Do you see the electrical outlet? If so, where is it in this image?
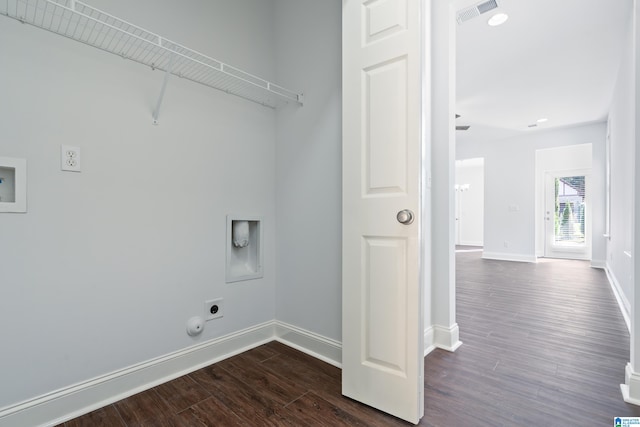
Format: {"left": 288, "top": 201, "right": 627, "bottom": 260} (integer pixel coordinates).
{"left": 205, "top": 298, "right": 224, "bottom": 321}
{"left": 61, "top": 145, "right": 81, "bottom": 172}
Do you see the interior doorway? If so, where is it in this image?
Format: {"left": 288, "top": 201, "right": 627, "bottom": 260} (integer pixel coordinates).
{"left": 455, "top": 158, "right": 484, "bottom": 248}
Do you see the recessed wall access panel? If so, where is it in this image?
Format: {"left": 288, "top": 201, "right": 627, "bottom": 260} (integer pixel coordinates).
{"left": 226, "top": 215, "right": 263, "bottom": 283}
{"left": 0, "top": 157, "right": 26, "bottom": 213}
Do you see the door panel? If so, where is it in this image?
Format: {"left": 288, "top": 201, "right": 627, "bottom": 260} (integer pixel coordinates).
{"left": 342, "top": 0, "right": 423, "bottom": 423}
{"left": 364, "top": 0, "right": 408, "bottom": 44}
{"left": 363, "top": 236, "right": 408, "bottom": 373}
{"left": 364, "top": 57, "right": 408, "bottom": 195}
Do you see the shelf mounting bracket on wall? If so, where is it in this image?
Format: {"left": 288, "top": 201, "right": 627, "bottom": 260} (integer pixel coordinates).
{"left": 152, "top": 50, "right": 176, "bottom": 125}
{"left": 1, "top": 0, "right": 304, "bottom": 116}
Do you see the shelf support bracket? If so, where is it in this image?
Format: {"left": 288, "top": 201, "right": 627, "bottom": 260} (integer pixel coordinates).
{"left": 152, "top": 52, "right": 176, "bottom": 125}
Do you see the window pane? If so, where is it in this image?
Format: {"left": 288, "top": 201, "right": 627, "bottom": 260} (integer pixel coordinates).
{"left": 554, "top": 176, "right": 586, "bottom": 247}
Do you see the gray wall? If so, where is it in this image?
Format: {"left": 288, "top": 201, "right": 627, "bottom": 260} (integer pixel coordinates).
{"left": 0, "top": 0, "right": 278, "bottom": 409}
{"left": 274, "top": 0, "right": 343, "bottom": 341}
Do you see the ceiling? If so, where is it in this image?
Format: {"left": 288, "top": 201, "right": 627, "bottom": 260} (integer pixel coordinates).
{"left": 455, "top": 0, "right": 633, "bottom": 144}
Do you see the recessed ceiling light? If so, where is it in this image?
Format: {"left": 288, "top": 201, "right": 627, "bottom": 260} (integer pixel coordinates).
{"left": 537, "top": 118, "right": 548, "bottom": 123}
{"left": 488, "top": 13, "right": 508, "bottom": 26}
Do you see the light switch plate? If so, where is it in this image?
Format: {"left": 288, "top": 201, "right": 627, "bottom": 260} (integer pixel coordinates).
{"left": 61, "top": 145, "right": 81, "bottom": 172}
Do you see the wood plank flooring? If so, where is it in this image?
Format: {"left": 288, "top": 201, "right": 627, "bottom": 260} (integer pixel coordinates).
{"left": 427, "top": 252, "right": 640, "bottom": 426}
{"left": 60, "top": 252, "right": 640, "bottom": 426}
{"left": 59, "top": 341, "right": 405, "bottom": 427}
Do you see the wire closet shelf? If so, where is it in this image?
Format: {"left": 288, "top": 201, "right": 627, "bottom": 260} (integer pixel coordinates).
{"left": 1, "top": 0, "right": 303, "bottom": 109}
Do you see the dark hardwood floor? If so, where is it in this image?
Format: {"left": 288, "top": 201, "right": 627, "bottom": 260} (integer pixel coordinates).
{"left": 60, "top": 252, "right": 640, "bottom": 426}
{"left": 428, "top": 252, "right": 640, "bottom": 426}
{"left": 58, "top": 341, "right": 406, "bottom": 427}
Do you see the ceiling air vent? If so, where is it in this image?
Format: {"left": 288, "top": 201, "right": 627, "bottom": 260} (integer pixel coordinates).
{"left": 457, "top": 0, "right": 499, "bottom": 25}
{"left": 477, "top": 0, "right": 499, "bottom": 14}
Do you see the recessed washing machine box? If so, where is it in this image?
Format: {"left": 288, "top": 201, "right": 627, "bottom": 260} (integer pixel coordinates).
{"left": 226, "top": 215, "right": 263, "bottom": 283}
{"left": 0, "top": 157, "right": 27, "bottom": 213}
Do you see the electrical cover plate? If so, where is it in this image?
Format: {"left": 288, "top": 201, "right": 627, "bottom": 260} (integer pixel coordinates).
{"left": 205, "top": 298, "right": 224, "bottom": 321}
{"left": 61, "top": 145, "right": 81, "bottom": 172}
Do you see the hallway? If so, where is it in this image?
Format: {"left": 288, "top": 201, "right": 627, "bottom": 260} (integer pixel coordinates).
{"left": 424, "top": 252, "right": 640, "bottom": 425}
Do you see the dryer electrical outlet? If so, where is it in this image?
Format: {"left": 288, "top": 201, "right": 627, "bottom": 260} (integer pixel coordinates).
{"left": 205, "top": 298, "right": 224, "bottom": 321}
{"left": 61, "top": 145, "right": 81, "bottom": 172}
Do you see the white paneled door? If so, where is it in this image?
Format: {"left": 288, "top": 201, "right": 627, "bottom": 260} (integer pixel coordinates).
{"left": 342, "top": 0, "right": 423, "bottom": 424}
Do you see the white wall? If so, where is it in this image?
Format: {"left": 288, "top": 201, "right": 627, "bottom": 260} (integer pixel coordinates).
{"left": 0, "top": 0, "right": 278, "bottom": 410}
{"left": 457, "top": 122, "right": 606, "bottom": 262}
{"left": 607, "top": 8, "right": 635, "bottom": 317}
{"left": 455, "top": 159, "right": 484, "bottom": 246}
{"left": 274, "top": 0, "right": 342, "bottom": 342}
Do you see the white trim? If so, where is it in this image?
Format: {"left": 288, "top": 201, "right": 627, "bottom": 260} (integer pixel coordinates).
{"left": 481, "top": 252, "right": 538, "bottom": 263}
{"left": 0, "top": 321, "right": 313, "bottom": 427}
{"left": 274, "top": 321, "right": 342, "bottom": 368}
{"left": 459, "top": 240, "right": 483, "bottom": 247}
{"left": 605, "top": 264, "right": 631, "bottom": 332}
{"left": 433, "top": 324, "right": 462, "bottom": 352}
{"left": 424, "top": 326, "right": 435, "bottom": 356}
{"left": 455, "top": 248, "right": 483, "bottom": 253}
{"left": 590, "top": 259, "right": 606, "bottom": 269}
{"left": 621, "top": 363, "right": 640, "bottom": 405}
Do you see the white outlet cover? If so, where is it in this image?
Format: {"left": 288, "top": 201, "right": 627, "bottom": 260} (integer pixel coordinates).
{"left": 61, "top": 145, "right": 81, "bottom": 172}
{"left": 205, "top": 298, "right": 224, "bottom": 321}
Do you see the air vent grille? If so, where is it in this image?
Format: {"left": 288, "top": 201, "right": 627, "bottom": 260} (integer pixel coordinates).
{"left": 477, "top": 0, "right": 499, "bottom": 14}
{"left": 457, "top": 0, "right": 500, "bottom": 25}
{"left": 457, "top": 8, "right": 480, "bottom": 24}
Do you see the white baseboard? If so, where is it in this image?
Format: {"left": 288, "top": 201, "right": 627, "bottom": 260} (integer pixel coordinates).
{"left": 605, "top": 264, "right": 631, "bottom": 333}
{"left": 459, "top": 240, "right": 483, "bottom": 247}
{"left": 0, "top": 321, "right": 343, "bottom": 427}
{"left": 433, "top": 324, "right": 462, "bottom": 352}
{"left": 424, "top": 326, "right": 435, "bottom": 356}
{"left": 274, "top": 321, "right": 342, "bottom": 368}
{"left": 621, "top": 363, "right": 640, "bottom": 406}
{"left": 590, "top": 259, "right": 606, "bottom": 269}
{"left": 482, "top": 251, "right": 537, "bottom": 263}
